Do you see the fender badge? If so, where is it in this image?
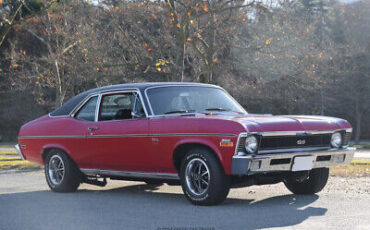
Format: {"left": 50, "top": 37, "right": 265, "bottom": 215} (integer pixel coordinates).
{"left": 220, "top": 139, "right": 233, "bottom": 147}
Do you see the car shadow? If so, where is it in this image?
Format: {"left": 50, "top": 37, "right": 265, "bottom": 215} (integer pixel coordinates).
{"left": 0, "top": 183, "right": 327, "bottom": 230}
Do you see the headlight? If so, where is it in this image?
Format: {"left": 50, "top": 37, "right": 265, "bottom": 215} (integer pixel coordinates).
{"left": 245, "top": 135, "right": 258, "bottom": 153}
{"left": 331, "top": 132, "right": 342, "bottom": 148}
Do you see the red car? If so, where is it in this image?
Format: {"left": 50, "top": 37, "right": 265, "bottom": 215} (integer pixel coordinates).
{"left": 16, "top": 82, "right": 355, "bottom": 205}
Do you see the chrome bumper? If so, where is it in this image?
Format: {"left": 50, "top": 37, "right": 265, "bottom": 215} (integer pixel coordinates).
{"left": 232, "top": 147, "right": 356, "bottom": 175}
{"left": 14, "top": 144, "right": 25, "bottom": 160}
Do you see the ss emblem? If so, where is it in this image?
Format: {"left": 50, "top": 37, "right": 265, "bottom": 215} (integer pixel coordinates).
{"left": 297, "top": 139, "right": 306, "bottom": 145}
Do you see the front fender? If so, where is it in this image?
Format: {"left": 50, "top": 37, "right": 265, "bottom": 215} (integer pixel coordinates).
{"left": 172, "top": 137, "right": 239, "bottom": 174}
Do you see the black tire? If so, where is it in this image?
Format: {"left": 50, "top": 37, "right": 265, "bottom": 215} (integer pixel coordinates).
{"left": 180, "top": 147, "right": 230, "bottom": 206}
{"left": 44, "top": 149, "right": 81, "bottom": 192}
{"left": 284, "top": 168, "right": 329, "bottom": 194}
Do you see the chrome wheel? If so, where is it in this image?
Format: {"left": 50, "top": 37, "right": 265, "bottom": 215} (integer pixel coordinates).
{"left": 185, "top": 158, "right": 210, "bottom": 196}
{"left": 48, "top": 155, "right": 65, "bottom": 185}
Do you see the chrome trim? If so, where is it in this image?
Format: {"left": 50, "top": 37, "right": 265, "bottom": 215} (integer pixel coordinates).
{"left": 258, "top": 147, "right": 330, "bottom": 154}
{"left": 185, "top": 158, "right": 210, "bottom": 196}
{"left": 88, "top": 133, "right": 237, "bottom": 138}
{"left": 262, "top": 131, "right": 306, "bottom": 136}
{"left": 95, "top": 94, "right": 102, "bottom": 122}
{"left": 48, "top": 114, "right": 70, "bottom": 118}
{"left": 144, "top": 84, "right": 248, "bottom": 117}
{"left": 50, "top": 87, "right": 148, "bottom": 119}
{"left": 262, "top": 130, "right": 332, "bottom": 136}
{"left": 71, "top": 94, "right": 100, "bottom": 118}
{"left": 18, "top": 133, "right": 237, "bottom": 139}
{"left": 48, "top": 154, "right": 65, "bottom": 185}
{"left": 232, "top": 155, "right": 253, "bottom": 160}
{"left": 344, "top": 128, "right": 353, "bottom": 133}
{"left": 234, "top": 129, "right": 352, "bottom": 155}
{"left": 14, "top": 144, "right": 25, "bottom": 160}
{"left": 233, "top": 147, "right": 356, "bottom": 174}
{"left": 256, "top": 129, "right": 352, "bottom": 137}
{"left": 234, "top": 133, "right": 249, "bottom": 155}
{"left": 71, "top": 89, "right": 149, "bottom": 120}
{"left": 18, "top": 135, "right": 84, "bottom": 139}
{"left": 99, "top": 89, "right": 149, "bottom": 119}
{"left": 80, "top": 169, "right": 179, "bottom": 180}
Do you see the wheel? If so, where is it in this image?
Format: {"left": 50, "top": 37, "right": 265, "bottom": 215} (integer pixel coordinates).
{"left": 45, "top": 149, "right": 81, "bottom": 192}
{"left": 284, "top": 168, "right": 329, "bottom": 194}
{"left": 180, "top": 147, "right": 230, "bottom": 206}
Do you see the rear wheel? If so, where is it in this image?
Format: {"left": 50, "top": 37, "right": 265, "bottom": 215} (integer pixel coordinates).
{"left": 284, "top": 168, "right": 329, "bottom": 194}
{"left": 180, "top": 148, "right": 230, "bottom": 206}
{"left": 45, "top": 149, "right": 81, "bottom": 192}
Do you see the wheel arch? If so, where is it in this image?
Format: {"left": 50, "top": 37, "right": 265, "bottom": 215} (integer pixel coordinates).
{"left": 41, "top": 144, "right": 73, "bottom": 163}
{"left": 172, "top": 139, "right": 224, "bottom": 173}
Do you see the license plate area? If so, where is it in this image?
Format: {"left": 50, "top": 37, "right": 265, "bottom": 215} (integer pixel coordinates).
{"left": 291, "top": 156, "right": 315, "bottom": 171}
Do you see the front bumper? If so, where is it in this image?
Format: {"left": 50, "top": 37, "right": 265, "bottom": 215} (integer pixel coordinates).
{"left": 14, "top": 144, "right": 26, "bottom": 160}
{"left": 232, "top": 147, "right": 356, "bottom": 175}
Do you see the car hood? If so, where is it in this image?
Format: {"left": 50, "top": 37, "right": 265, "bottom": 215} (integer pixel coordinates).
{"left": 199, "top": 113, "right": 351, "bottom": 133}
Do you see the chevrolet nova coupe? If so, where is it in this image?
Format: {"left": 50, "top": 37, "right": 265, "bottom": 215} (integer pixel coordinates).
{"left": 16, "top": 82, "right": 355, "bottom": 205}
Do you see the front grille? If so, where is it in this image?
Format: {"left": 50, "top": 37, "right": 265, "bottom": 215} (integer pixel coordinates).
{"left": 236, "top": 131, "right": 352, "bottom": 155}
{"left": 259, "top": 134, "right": 331, "bottom": 150}
{"left": 270, "top": 158, "right": 291, "bottom": 165}
{"left": 317, "top": 155, "right": 331, "bottom": 162}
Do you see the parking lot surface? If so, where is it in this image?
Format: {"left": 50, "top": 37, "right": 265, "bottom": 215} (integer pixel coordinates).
{"left": 0, "top": 170, "right": 369, "bottom": 230}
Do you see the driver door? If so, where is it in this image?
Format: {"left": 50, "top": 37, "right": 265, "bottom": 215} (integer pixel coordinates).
{"left": 86, "top": 91, "right": 152, "bottom": 172}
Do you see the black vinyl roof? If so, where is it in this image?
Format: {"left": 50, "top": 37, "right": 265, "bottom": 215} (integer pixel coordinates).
{"left": 50, "top": 82, "right": 216, "bottom": 116}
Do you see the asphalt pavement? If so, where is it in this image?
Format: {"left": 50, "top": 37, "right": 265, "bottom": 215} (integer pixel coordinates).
{"left": 0, "top": 170, "right": 369, "bottom": 230}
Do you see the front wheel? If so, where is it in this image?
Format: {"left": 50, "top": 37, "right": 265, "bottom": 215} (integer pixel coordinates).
{"left": 284, "top": 168, "right": 329, "bottom": 194}
{"left": 45, "top": 149, "right": 81, "bottom": 192}
{"left": 180, "top": 148, "right": 230, "bottom": 206}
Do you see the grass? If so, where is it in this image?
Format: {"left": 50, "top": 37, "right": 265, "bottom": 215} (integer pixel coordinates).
{"left": 0, "top": 160, "right": 41, "bottom": 170}
{"left": 0, "top": 156, "right": 21, "bottom": 160}
{"left": 0, "top": 151, "right": 18, "bottom": 156}
{"left": 351, "top": 144, "right": 370, "bottom": 150}
{"left": 330, "top": 164, "right": 370, "bottom": 177}
{"left": 0, "top": 147, "right": 42, "bottom": 170}
{"left": 351, "top": 160, "right": 370, "bottom": 165}
{"left": 0, "top": 148, "right": 41, "bottom": 170}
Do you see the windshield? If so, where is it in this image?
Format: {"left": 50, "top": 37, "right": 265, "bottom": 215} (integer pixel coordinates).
{"left": 146, "top": 86, "right": 247, "bottom": 115}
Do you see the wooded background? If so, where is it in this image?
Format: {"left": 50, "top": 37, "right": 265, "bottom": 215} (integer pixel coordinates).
{"left": 0, "top": 0, "right": 369, "bottom": 142}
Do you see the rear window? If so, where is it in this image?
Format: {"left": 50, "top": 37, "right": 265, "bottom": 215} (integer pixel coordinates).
{"left": 50, "top": 93, "right": 88, "bottom": 116}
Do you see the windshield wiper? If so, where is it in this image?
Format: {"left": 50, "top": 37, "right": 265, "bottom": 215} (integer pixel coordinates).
{"left": 164, "top": 109, "right": 195, "bottom": 114}
{"left": 205, "top": 108, "right": 231, "bottom": 112}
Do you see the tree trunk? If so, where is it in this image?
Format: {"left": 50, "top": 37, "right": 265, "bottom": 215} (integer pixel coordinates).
{"left": 54, "top": 59, "right": 64, "bottom": 107}
{"left": 320, "top": 87, "right": 325, "bottom": 115}
{"left": 168, "top": 0, "right": 185, "bottom": 82}
{"left": 354, "top": 99, "right": 362, "bottom": 144}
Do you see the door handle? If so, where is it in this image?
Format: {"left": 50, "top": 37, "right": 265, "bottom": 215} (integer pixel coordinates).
{"left": 88, "top": 127, "right": 99, "bottom": 131}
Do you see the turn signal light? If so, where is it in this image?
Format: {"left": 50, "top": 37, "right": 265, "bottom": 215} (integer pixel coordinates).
{"left": 220, "top": 139, "right": 233, "bottom": 147}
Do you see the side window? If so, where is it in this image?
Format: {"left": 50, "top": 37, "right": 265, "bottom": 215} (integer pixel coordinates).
{"left": 99, "top": 92, "right": 145, "bottom": 121}
{"left": 75, "top": 96, "right": 98, "bottom": 121}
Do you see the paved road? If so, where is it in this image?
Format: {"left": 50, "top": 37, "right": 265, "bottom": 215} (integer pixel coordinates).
{"left": 0, "top": 170, "right": 369, "bottom": 230}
